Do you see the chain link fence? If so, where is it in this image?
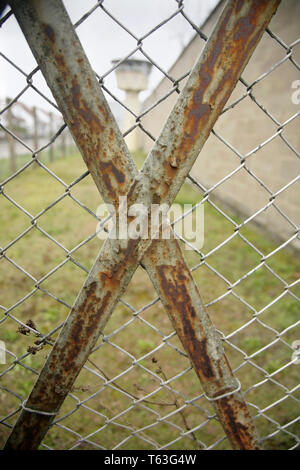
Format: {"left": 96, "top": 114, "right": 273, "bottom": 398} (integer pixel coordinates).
{"left": 0, "top": 0, "right": 299, "bottom": 450}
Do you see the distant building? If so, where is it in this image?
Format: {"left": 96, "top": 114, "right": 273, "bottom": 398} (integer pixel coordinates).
{"left": 140, "top": 0, "right": 300, "bottom": 251}
{"left": 112, "top": 58, "right": 152, "bottom": 152}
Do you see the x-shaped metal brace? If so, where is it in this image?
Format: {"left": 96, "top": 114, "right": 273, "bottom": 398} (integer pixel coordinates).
{"left": 4, "top": 0, "right": 280, "bottom": 450}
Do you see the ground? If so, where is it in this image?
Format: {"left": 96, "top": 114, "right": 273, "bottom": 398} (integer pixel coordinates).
{"left": 0, "top": 149, "right": 299, "bottom": 450}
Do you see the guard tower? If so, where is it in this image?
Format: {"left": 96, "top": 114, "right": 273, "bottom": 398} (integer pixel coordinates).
{"left": 112, "top": 59, "right": 152, "bottom": 152}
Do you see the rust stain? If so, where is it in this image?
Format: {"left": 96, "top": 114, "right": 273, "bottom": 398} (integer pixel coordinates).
{"left": 63, "top": 282, "right": 103, "bottom": 369}
{"left": 42, "top": 23, "right": 55, "bottom": 43}
{"left": 235, "top": 0, "right": 244, "bottom": 14}
{"left": 166, "top": 0, "right": 279, "bottom": 170}
{"left": 71, "top": 80, "right": 104, "bottom": 132}
{"left": 180, "top": 6, "right": 231, "bottom": 151}
{"left": 98, "top": 272, "right": 119, "bottom": 291}
{"left": 55, "top": 53, "right": 66, "bottom": 68}
{"left": 97, "top": 104, "right": 110, "bottom": 123}
{"left": 109, "top": 128, "right": 114, "bottom": 142}
{"left": 234, "top": 15, "right": 254, "bottom": 41}
{"left": 157, "top": 261, "right": 215, "bottom": 380}
{"left": 218, "top": 397, "right": 260, "bottom": 450}
{"left": 99, "top": 160, "right": 125, "bottom": 185}
{"left": 97, "top": 160, "right": 126, "bottom": 203}
{"left": 126, "top": 178, "right": 138, "bottom": 203}
{"left": 12, "top": 414, "right": 51, "bottom": 450}
{"left": 121, "top": 238, "right": 138, "bottom": 266}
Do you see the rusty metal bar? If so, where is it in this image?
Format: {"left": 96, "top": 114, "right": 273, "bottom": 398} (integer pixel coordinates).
{"left": 5, "top": 0, "right": 280, "bottom": 450}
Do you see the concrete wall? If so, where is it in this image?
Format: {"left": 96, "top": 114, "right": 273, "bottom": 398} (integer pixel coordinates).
{"left": 141, "top": 0, "right": 300, "bottom": 251}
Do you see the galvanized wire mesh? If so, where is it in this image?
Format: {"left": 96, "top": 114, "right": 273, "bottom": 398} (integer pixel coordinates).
{"left": 0, "top": 0, "right": 299, "bottom": 450}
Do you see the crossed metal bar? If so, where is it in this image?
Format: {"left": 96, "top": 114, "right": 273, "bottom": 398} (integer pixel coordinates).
{"left": 4, "top": 0, "right": 280, "bottom": 450}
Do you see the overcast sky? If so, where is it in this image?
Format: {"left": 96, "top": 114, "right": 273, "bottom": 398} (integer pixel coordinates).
{"left": 0, "top": 0, "right": 219, "bottom": 118}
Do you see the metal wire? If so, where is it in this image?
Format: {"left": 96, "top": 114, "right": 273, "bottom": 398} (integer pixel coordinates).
{"left": 0, "top": 0, "right": 299, "bottom": 451}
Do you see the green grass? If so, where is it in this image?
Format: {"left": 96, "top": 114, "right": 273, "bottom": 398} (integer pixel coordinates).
{"left": 0, "top": 144, "right": 74, "bottom": 181}
{"left": 0, "top": 150, "right": 299, "bottom": 450}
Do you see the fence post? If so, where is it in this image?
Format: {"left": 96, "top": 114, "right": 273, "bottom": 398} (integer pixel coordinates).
{"left": 32, "top": 105, "right": 38, "bottom": 152}
{"left": 48, "top": 111, "right": 54, "bottom": 162}
{"left": 5, "top": 97, "right": 16, "bottom": 175}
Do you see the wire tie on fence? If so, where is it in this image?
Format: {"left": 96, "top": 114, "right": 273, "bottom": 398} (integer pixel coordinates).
{"left": 21, "top": 401, "right": 58, "bottom": 416}
{"left": 204, "top": 379, "right": 241, "bottom": 402}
